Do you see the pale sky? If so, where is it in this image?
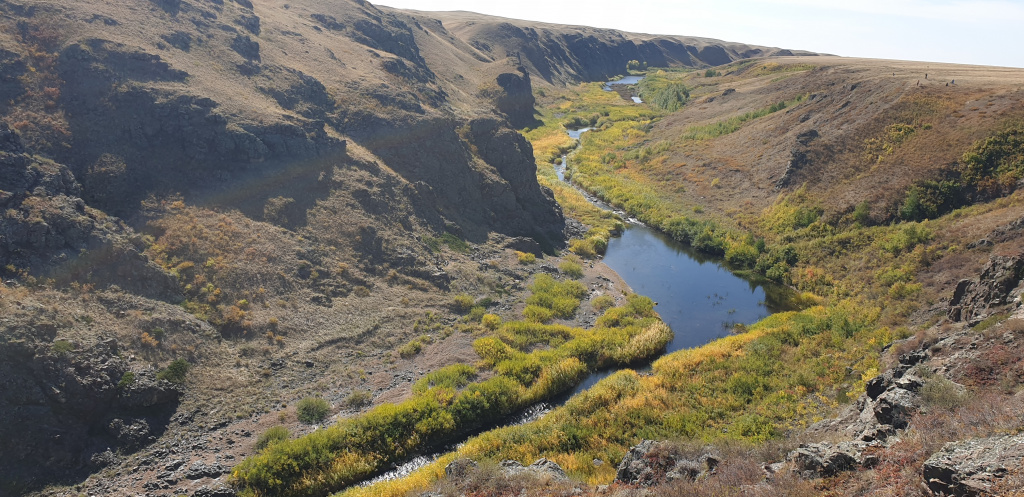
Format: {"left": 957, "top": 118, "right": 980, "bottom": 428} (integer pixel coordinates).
{"left": 379, "top": 0, "right": 1024, "bottom": 68}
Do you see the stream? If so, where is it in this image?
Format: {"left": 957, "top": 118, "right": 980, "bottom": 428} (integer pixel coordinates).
{"left": 553, "top": 125, "right": 791, "bottom": 399}
{"left": 362, "top": 81, "right": 791, "bottom": 486}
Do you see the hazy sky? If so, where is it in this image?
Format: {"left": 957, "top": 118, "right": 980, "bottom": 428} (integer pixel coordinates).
{"left": 379, "top": 0, "right": 1024, "bottom": 68}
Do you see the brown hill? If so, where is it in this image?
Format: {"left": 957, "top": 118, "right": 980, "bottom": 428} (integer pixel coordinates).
{"left": 636, "top": 56, "right": 1024, "bottom": 223}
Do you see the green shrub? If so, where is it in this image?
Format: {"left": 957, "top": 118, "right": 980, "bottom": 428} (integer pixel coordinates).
{"left": 481, "top": 314, "right": 502, "bottom": 330}
{"left": 413, "top": 364, "right": 477, "bottom": 394}
{"left": 466, "top": 306, "right": 486, "bottom": 323}
{"left": 296, "top": 396, "right": 331, "bottom": 424}
{"left": 853, "top": 201, "right": 872, "bottom": 225}
{"left": 725, "top": 243, "right": 759, "bottom": 269}
{"left": 425, "top": 233, "right": 470, "bottom": 253}
{"left": 451, "top": 294, "right": 475, "bottom": 313}
{"left": 591, "top": 294, "right": 615, "bottom": 312}
{"left": 255, "top": 426, "right": 289, "bottom": 450}
{"left": 515, "top": 251, "right": 536, "bottom": 264}
{"left": 959, "top": 125, "right": 1024, "bottom": 189}
{"left": 117, "top": 372, "right": 136, "bottom": 390}
{"left": 559, "top": 261, "right": 584, "bottom": 279}
{"left": 899, "top": 181, "right": 959, "bottom": 221}
{"left": 920, "top": 376, "right": 969, "bottom": 410}
{"left": 345, "top": 390, "right": 373, "bottom": 409}
{"left": 637, "top": 77, "right": 690, "bottom": 112}
{"left": 157, "top": 359, "right": 190, "bottom": 384}
{"left": 398, "top": 338, "right": 424, "bottom": 358}
{"left": 523, "top": 305, "right": 554, "bottom": 323}
{"left": 526, "top": 274, "right": 588, "bottom": 319}
{"left": 880, "top": 224, "right": 932, "bottom": 255}
{"left": 51, "top": 339, "right": 74, "bottom": 356}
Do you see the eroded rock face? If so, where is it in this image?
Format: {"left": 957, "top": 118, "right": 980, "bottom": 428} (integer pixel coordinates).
{"left": 56, "top": 39, "right": 342, "bottom": 217}
{"left": 615, "top": 440, "right": 719, "bottom": 487}
{"left": 0, "top": 329, "right": 181, "bottom": 487}
{"left": 0, "top": 124, "right": 179, "bottom": 299}
{"left": 493, "top": 68, "right": 538, "bottom": 129}
{"left": 923, "top": 434, "right": 1024, "bottom": 496}
{"left": 948, "top": 254, "right": 1024, "bottom": 324}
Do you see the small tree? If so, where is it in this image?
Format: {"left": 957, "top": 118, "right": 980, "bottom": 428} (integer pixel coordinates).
{"left": 626, "top": 60, "right": 647, "bottom": 71}
{"left": 157, "top": 358, "right": 190, "bottom": 384}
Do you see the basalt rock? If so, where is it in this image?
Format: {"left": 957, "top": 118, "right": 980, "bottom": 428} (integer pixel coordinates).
{"left": 615, "top": 440, "right": 720, "bottom": 487}
{"left": 493, "top": 67, "right": 540, "bottom": 129}
{"left": 788, "top": 441, "right": 872, "bottom": 478}
{"left": 923, "top": 434, "right": 1024, "bottom": 496}
{"left": 947, "top": 253, "right": 1024, "bottom": 324}
{"left": 0, "top": 331, "right": 181, "bottom": 487}
{"left": 0, "top": 124, "right": 179, "bottom": 300}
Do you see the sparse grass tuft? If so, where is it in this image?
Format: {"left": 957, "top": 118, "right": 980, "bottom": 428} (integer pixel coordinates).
{"left": 255, "top": 426, "right": 289, "bottom": 450}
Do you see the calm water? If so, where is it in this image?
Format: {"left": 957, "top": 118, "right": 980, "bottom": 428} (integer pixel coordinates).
{"left": 604, "top": 225, "right": 783, "bottom": 349}
{"left": 556, "top": 127, "right": 790, "bottom": 396}
{"left": 603, "top": 75, "right": 644, "bottom": 89}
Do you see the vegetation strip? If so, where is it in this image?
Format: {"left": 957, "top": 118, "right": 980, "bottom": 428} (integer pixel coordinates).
{"left": 231, "top": 276, "right": 669, "bottom": 496}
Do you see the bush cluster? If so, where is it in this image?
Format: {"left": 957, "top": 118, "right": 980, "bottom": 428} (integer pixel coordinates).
{"left": 157, "top": 358, "right": 190, "bottom": 384}
{"left": 296, "top": 396, "right": 330, "bottom": 424}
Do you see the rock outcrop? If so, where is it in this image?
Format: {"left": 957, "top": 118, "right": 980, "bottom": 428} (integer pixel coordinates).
{"left": 806, "top": 349, "right": 926, "bottom": 445}
{"left": 0, "top": 328, "right": 181, "bottom": 487}
{"left": 493, "top": 67, "right": 539, "bottom": 129}
{"left": 0, "top": 124, "right": 179, "bottom": 299}
{"left": 787, "top": 441, "right": 878, "bottom": 478}
{"left": 948, "top": 254, "right": 1024, "bottom": 324}
{"left": 615, "top": 440, "right": 719, "bottom": 487}
{"left": 923, "top": 434, "right": 1024, "bottom": 496}
{"left": 500, "top": 458, "right": 569, "bottom": 481}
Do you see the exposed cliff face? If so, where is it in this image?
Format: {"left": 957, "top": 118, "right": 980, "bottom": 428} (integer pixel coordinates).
{"left": 0, "top": 124, "right": 178, "bottom": 298}
{"left": 0, "top": 311, "right": 182, "bottom": 491}
{"left": 493, "top": 68, "right": 539, "bottom": 129}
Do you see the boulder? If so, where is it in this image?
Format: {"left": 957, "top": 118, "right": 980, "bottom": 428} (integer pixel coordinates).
{"left": 923, "top": 434, "right": 1024, "bottom": 496}
{"left": 873, "top": 387, "right": 920, "bottom": 429}
{"left": 615, "top": 440, "right": 719, "bottom": 487}
{"left": 444, "top": 458, "right": 478, "bottom": 479}
{"left": 787, "top": 441, "right": 868, "bottom": 478}
{"left": 499, "top": 458, "right": 568, "bottom": 481}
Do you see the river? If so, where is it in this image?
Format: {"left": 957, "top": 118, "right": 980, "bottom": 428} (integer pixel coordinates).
{"left": 553, "top": 126, "right": 790, "bottom": 397}
{"left": 361, "top": 122, "right": 791, "bottom": 486}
